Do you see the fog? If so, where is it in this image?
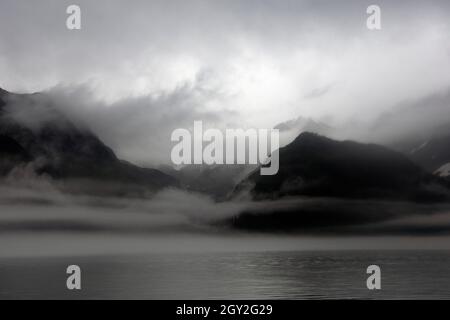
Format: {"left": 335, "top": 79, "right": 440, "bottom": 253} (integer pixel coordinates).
{"left": 0, "top": 183, "right": 244, "bottom": 232}
{"left": 1, "top": 178, "right": 450, "bottom": 258}
{"left": 1, "top": 0, "right": 450, "bottom": 262}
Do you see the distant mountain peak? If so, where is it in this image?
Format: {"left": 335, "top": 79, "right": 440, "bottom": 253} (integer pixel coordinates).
{"left": 292, "top": 131, "right": 327, "bottom": 143}
{"left": 274, "top": 116, "right": 332, "bottom": 134}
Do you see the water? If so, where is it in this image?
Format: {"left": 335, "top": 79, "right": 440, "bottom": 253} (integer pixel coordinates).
{"left": 1, "top": 192, "right": 450, "bottom": 299}
{"left": 1, "top": 250, "right": 450, "bottom": 299}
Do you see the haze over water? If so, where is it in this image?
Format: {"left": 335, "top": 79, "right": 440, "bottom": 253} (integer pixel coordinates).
{"left": 1, "top": 187, "right": 450, "bottom": 299}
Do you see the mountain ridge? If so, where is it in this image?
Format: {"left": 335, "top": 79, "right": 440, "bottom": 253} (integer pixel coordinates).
{"left": 234, "top": 132, "right": 450, "bottom": 202}
{"left": 0, "top": 87, "right": 178, "bottom": 196}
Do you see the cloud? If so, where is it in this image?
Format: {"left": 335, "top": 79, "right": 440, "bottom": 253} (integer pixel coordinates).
{"left": 3, "top": 83, "right": 240, "bottom": 166}
{"left": 367, "top": 89, "right": 450, "bottom": 144}
{"left": 0, "top": 0, "right": 449, "bottom": 129}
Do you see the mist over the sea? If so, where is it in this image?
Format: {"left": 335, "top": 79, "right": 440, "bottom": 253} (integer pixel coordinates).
{"left": 0, "top": 181, "right": 449, "bottom": 259}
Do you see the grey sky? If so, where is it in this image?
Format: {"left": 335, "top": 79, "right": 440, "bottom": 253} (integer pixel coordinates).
{"left": 1, "top": 0, "right": 450, "bottom": 164}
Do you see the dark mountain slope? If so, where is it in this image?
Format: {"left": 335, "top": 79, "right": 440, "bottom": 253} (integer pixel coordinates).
{"left": 0, "top": 88, "right": 177, "bottom": 195}
{"left": 234, "top": 132, "right": 449, "bottom": 202}
{"left": 0, "top": 134, "right": 31, "bottom": 176}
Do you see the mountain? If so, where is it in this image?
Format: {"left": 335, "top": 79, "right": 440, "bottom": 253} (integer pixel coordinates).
{"left": 0, "top": 134, "right": 32, "bottom": 176}
{"left": 274, "top": 116, "right": 333, "bottom": 147}
{"left": 234, "top": 132, "right": 450, "bottom": 202}
{"left": 406, "top": 134, "right": 450, "bottom": 175}
{"left": 160, "top": 164, "right": 256, "bottom": 200}
{"left": 0, "top": 88, "right": 177, "bottom": 196}
{"left": 364, "top": 89, "right": 450, "bottom": 176}
{"left": 385, "top": 130, "right": 450, "bottom": 178}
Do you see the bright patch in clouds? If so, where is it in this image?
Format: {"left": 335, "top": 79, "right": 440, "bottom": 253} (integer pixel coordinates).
{"left": 0, "top": 0, "right": 450, "bottom": 137}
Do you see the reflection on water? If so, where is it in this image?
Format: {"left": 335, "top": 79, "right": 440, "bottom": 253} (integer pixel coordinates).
{"left": 1, "top": 250, "right": 450, "bottom": 299}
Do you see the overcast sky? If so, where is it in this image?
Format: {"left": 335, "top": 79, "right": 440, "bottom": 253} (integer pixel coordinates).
{"left": 1, "top": 0, "right": 450, "bottom": 165}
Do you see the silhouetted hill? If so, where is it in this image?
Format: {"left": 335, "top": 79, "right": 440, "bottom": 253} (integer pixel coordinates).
{"left": 234, "top": 132, "right": 449, "bottom": 202}
{"left": 0, "top": 134, "right": 32, "bottom": 176}
{"left": 0, "top": 88, "right": 177, "bottom": 195}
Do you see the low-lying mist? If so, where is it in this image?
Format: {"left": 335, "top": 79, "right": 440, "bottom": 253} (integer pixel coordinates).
{"left": 0, "top": 182, "right": 243, "bottom": 233}
{"left": 2, "top": 180, "right": 450, "bottom": 257}
{"left": 2, "top": 177, "right": 450, "bottom": 234}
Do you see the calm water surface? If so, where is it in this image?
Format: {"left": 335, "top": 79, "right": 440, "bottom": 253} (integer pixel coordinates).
{"left": 1, "top": 250, "right": 449, "bottom": 299}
